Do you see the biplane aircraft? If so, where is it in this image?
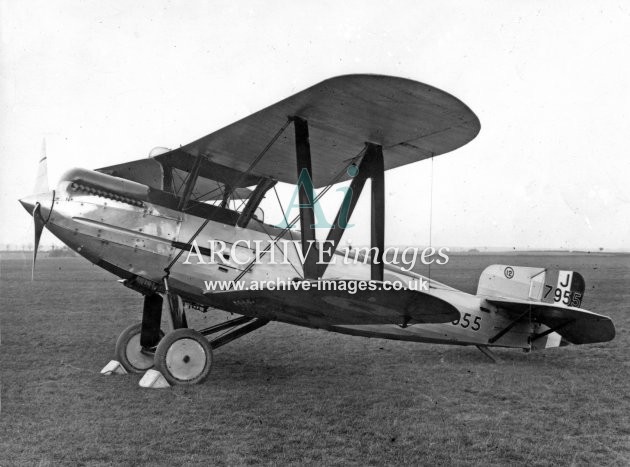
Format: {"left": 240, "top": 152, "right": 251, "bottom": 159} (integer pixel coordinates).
{"left": 20, "top": 75, "right": 615, "bottom": 385}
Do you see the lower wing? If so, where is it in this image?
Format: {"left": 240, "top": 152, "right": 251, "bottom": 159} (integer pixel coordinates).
{"left": 204, "top": 280, "right": 459, "bottom": 327}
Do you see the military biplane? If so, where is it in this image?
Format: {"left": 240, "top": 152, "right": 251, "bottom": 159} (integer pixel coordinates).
{"left": 20, "top": 75, "right": 615, "bottom": 385}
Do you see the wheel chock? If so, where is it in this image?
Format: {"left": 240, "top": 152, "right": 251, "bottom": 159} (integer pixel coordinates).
{"left": 100, "top": 360, "right": 128, "bottom": 375}
{"left": 139, "top": 369, "right": 171, "bottom": 388}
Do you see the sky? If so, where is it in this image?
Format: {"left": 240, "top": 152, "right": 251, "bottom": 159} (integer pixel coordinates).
{"left": 1, "top": 0, "right": 629, "bottom": 251}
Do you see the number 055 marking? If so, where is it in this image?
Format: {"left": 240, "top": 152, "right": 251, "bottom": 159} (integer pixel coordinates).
{"left": 451, "top": 312, "right": 481, "bottom": 331}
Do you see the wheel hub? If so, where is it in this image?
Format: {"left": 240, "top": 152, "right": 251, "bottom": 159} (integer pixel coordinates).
{"left": 125, "top": 334, "right": 154, "bottom": 370}
{"left": 165, "top": 338, "right": 207, "bottom": 381}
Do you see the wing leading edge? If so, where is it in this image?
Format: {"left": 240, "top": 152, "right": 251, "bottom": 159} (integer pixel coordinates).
{"left": 161, "top": 74, "right": 480, "bottom": 188}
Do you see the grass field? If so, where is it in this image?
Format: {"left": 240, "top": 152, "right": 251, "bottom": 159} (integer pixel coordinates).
{"left": 1, "top": 253, "right": 629, "bottom": 465}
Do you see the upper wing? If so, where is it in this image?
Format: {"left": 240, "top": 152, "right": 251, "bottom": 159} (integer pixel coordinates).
{"left": 484, "top": 296, "right": 615, "bottom": 345}
{"left": 98, "top": 156, "right": 255, "bottom": 201}
{"left": 158, "top": 74, "right": 480, "bottom": 188}
{"left": 203, "top": 280, "right": 459, "bottom": 327}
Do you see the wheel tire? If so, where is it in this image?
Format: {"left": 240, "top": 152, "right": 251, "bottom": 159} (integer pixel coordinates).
{"left": 114, "top": 322, "right": 163, "bottom": 374}
{"left": 154, "top": 328, "right": 213, "bottom": 386}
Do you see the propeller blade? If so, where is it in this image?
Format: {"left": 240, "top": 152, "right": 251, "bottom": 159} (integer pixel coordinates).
{"left": 34, "top": 138, "right": 49, "bottom": 194}
{"left": 32, "top": 203, "right": 45, "bottom": 281}
{"left": 28, "top": 138, "right": 52, "bottom": 280}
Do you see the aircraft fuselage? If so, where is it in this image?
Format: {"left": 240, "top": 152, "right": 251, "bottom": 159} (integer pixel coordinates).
{"left": 20, "top": 169, "right": 538, "bottom": 352}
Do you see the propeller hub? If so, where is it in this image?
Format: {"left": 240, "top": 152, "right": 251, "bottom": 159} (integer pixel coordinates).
{"left": 19, "top": 193, "right": 53, "bottom": 218}
{"left": 18, "top": 196, "right": 36, "bottom": 215}
{"left": 18, "top": 192, "right": 55, "bottom": 280}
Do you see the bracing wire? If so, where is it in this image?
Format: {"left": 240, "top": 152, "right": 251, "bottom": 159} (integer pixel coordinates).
{"left": 230, "top": 148, "right": 366, "bottom": 285}
{"left": 272, "top": 184, "right": 301, "bottom": 275}
{"left": 190, "top": 184, "right": 223, "bottom": 204}
{"left": 428, "top": 153, "right": 435, "bottom": 285}
{"left": 163, "top": 119, "right": 292, "bottom": 274}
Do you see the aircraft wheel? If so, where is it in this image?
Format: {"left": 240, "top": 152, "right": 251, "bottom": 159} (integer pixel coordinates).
{"left": 114, "top": 323, "right": 163, "bottom": 373}
{"left": 154, "top": 328, "right": 213, "bottom": 385}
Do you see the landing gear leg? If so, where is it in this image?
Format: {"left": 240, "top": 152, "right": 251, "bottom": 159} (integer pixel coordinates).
{"left": 166, "top": 292, "right": 188, "bottom": 330}
{"left": 163, "top": 277, "right": 187, "bottom": 331}
{"left": 140, "top": 293, "right": 163, "bottom": 348}
{"left": 476, "top": 345, "right": 501, "bottom": 363}
{"left": 115, "top": 294, "right": 164, "bottom": 373}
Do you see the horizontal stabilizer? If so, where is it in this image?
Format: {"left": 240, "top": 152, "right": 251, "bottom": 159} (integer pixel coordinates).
{"left": 485, "top": 296, "right": 615, "bottom": 345}
{"left": 204, "top": 280, "right": 459, "bottom": 326}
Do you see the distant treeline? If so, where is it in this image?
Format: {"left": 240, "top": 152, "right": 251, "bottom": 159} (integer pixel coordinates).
{"left": 48, "top": 247, "right": 78, "bottom": 257}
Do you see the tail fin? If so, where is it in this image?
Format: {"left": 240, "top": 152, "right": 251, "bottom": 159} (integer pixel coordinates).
{"left": 477, "top": 265, "right": 612, "bottom": 347}
{"left": 477, "top": 265, "right": 585, "bottom": 308}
